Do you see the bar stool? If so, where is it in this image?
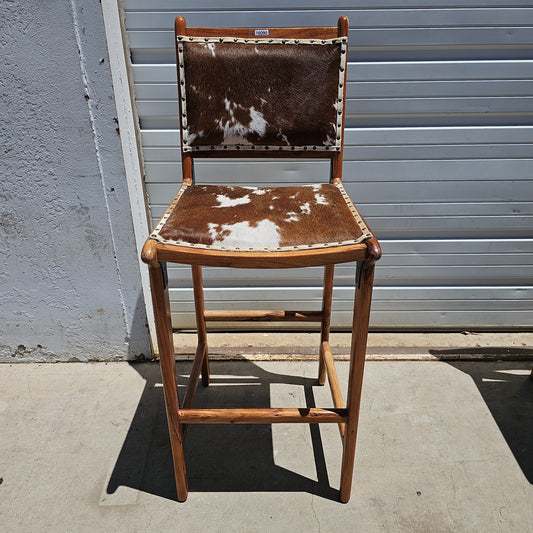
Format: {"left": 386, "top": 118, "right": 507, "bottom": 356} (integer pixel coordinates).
{"left": 141, "top": 15, "right": 381, "bottom": 502}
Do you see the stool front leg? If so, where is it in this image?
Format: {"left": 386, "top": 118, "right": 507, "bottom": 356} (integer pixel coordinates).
{"left": 339, "top": 259, "right": 376, "bottom": 503}
{"left": 149, "top": 262, "right": 189, "bottom": 502}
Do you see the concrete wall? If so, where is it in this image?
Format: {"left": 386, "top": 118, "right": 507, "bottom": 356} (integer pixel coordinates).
{"left": 0, "top": 0, "right": 151, "bottom": 361}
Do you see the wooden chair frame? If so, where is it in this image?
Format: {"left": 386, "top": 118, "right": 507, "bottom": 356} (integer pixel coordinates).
{"left": 141, "top": 15, "right": 381, "bottom": 503}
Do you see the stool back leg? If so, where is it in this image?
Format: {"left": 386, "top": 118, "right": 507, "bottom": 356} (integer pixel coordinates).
{"left": 339, "top": 259, "right": 376, "bottom": 503}
{"left": 318, "top": 264, "right": 335, "bottom": 385}
{"left": 149, "top": 262, "right": 189, "bottom": 502}
{"left": 192, "top": 265, "right": 210, "bottom": 386}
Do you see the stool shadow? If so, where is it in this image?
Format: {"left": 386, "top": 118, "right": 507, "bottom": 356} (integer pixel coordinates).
{"left": 106, "top": 360, "right": 339, "bottom": 501}
{"left": 444, "top": 360, "right": 533, "bottom": 484}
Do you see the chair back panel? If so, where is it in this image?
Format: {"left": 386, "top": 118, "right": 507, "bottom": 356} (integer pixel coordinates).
{"left": 177, "top": 35, "right": 347, "bottom": 155}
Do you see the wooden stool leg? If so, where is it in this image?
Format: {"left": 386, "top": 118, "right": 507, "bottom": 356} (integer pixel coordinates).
{"left": 148, "top": 262, "right": 189, "bottom": 502}
{"left": 339, "top": 259, "right": 376, "bottom": 503}
{"left": 318, "top": 264, "right": 335, "bottom": 385}
{"left": 192, "top": 265, "right": 210, "bottom": 386}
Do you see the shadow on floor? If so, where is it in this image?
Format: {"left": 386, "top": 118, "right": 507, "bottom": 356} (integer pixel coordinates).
{"left": 444, "top": 360, "right": 533, "bottom": 484}
{"left": 106, "top": 361, "right": 339, "bottom": 502}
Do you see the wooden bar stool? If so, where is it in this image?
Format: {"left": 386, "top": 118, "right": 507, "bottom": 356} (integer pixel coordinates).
{"left": 141, "top": 15, "right": 381, "bottom": 502}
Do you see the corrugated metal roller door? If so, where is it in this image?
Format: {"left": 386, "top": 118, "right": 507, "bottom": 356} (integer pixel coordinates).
{"left": 123, "top": 1, "right": 533, "bottom": 330}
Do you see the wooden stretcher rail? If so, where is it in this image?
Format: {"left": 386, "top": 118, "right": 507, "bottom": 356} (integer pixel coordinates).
{"left": 183, "top": 342, "right": 207, "bottom": 410}
{"left": 177, "top": 407, "right": 348, "bottom": 424}
{"left": 204, "top": 310, "right": 323, "bottom": 322}
{"left": 181, "top": 342, "right": 207, "bottom": 438}
{"left": 322, "top": 341, "right": 346, "bottom": 438}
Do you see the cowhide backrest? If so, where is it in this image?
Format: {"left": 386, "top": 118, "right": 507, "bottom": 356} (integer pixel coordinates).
{"left": 176, "top": 23, "right": 348, "bottom": 155}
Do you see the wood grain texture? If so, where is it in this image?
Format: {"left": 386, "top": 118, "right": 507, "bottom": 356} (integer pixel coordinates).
{"left": 155, "top": 242, "right": 369, "bottom": 268}
{"left": 318, "top": 264, "right": 335, "bottom": 384}
{"left": 204, "top": 310, "right": 323, "bottom": 322}
{"left": 177, "top": 407, "right": 348, "bottom": 424}
{"left": 191, "top": 265, "right": 209, "bottom": 385}
{"left": 340, "top": 259, "right": 377, "bottom": 503}
{"left": 181, "top": 341, "right": 207, "bottom": 438}
{"left": 175, "top": 16, "right": 339, "bottom": 40}
{"left": 332, "top": 16, "right": 349, "bottom": 183}
{"left": 182, "top": 342, "right": 207, "bottom": 410}
{"left": 322, "top": 341, "right": 346, "bottom": 439}
{"left": 148, "top": 263, "right": 188, "bottom": 502}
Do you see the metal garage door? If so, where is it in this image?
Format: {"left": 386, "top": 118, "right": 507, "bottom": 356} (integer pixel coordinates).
{"left": 122, "top": 1, "right": 533, "bottom": 330}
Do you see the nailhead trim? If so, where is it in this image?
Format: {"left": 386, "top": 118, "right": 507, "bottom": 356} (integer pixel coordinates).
{"left": 149, "top": 182, "right": 372, "bottom": 251}
{"left": 177, "top": 36, "right": 347, "bottom": 153}
{"left": 177, "top": 36, "right": 347, "bottom": 45}
{"left": 335, "top": 181, "right": 372, "bottom": 243}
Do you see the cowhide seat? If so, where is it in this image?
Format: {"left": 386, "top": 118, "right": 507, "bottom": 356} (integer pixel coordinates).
{"left": 150, "top": 183, "right": 371, "bottom": 252}
{"left": 141, "top": 15, "right": 381, "bottom": 503}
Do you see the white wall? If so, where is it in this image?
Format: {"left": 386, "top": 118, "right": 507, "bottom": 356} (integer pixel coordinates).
{"left": 0, "top": 0, "right": 151, "bottom": 361}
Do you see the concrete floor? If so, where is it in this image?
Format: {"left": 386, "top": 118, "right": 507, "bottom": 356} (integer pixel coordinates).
{"left": 1, "top": 359, "right": 532, "bottom": 532}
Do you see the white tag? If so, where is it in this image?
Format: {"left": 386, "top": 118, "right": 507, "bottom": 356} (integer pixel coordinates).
{"left": 254, "top": 29, "right": 269, "bottom": 36}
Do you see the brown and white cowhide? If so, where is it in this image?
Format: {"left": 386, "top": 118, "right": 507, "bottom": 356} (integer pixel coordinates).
{"left": 153, "top": 183, "right": 370, "bottom": 250}
{"left": 178, "top": 38, "right": 346, "bottom": 151}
